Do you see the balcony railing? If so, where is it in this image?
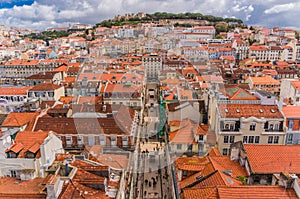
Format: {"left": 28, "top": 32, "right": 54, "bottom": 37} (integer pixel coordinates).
{"left": 220, "top": 129, "right": 240, "bottom": 132}
{"left": 264, "top": 129, "right": 284, "bottom": 132}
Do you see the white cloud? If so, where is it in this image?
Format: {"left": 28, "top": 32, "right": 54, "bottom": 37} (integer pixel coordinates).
{"left": 0, "top": 0, "right": 300, "bottom": 30}
{"left": 264, "top": 3, "right": 295, "bottom": 14}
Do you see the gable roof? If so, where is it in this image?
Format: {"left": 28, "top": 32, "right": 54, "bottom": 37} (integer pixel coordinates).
{"left": 6, "top": 130, "right": 50, "bottom": 158}
{"left": 2, "top": 112, "right": 39, "bottom": 127}
{"left": 29, "top": 82, "right": 62, "bottom": 91}
{"left": 223, "top": 85, "right": 259, "bottom": 100}
{"left": 178, "top": 155, "right": 247, "bottom": 190}
{"left": 169, "top": 121, "right": 197, "bottom": 144}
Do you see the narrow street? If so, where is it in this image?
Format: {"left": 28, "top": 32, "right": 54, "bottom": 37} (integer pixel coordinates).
{"left": 130, "top": 83, "right": 176, "bottom": 199}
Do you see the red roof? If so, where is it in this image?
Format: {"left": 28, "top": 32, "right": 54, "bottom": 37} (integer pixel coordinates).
{"left": 183, "top": 186, "right": 298, "bottom": 199}
{"left": 245, "top": 144, "right": 300, "bottom": 174}
{"left": 282, "top": 106, "right": 300, "bottom": 118}
{"left": 0, "top": 86, "right": 32, "bottom": 96}
{"left": 218, "top": 104, "right": 283, "bottom": 118}
{"left": 6, "top": 130, "right": 50, "bottom": 158}
{"left": 2, "top": 112, "right": 39, "bottom": 127}
{"left": 0, "top": 177, "right": 46, "bottom": 198}
{"left": 30, "top": 82, "right": 62, "bottom": 91}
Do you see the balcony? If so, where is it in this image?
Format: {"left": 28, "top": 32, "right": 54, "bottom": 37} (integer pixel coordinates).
{"left": 264, "top": 128, "right": 284, "bottom": 132}
{"left": 221, "top": 128, "right": 240, "bottom": 132}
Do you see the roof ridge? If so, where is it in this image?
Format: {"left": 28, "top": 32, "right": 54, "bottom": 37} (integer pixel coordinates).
{"left": 183, "top": 170, "right": 218, "bottom": 189}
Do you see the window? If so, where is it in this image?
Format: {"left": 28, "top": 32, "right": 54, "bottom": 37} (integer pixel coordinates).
{"left": 229, "top": 136, "right": 235, "bottom": 143}
{"left": 88, "top": 136, "right": 95, "bottom": 145}
{"left": 77, "top": 136, "right": 83, "bottom": 145}
{"left": 199, "top": 135, "right": 204, "bottom": 141}
{"left": 122, "top": 137, "right": 128, "bottom": 147}
{"left": 177, "top": 144, "right": 182, "bottom": 150}
{"left": 230, "top": 124, "right": 234, "bottom": 131}
{"left": 66, "top": 136, "right": 72, "bottom": 145}
{"left": 243, "top": 136, "right": 248, "bottom": 143}
{"left": 250, "top": 123, "right": 256, "bottom": 131}
{"left": 248, "top": 136, "right": 254, "bottom": 143}
{"left": 287, "top": 134, "right": 293, "bottom": 144}
{"left": 274, "top": 124, "right": 279, "bottom": 131}
{"left": 274, "top": 136, "right": 279, "bottom": 144}
{"left": 100, "top": 135, "right": 106, "bottom": 145}
{"left": 188, "top": 144, "right": 193, "bottom": 152}
{"left": 225, "top": 124, "right": 229, "bottom": 130}
{"left": 255, "top": 136, "right": 260, "bottom": 144}
{"left": 111, "top": 137, "right": 117, "bottom": 146}
{"left": 223, "top": 136, "right": 229, "bottom": 143}
{"left": 10, "top": 170, "right": 16, "bottom": 177}
{"left": 269, "top": 124, "right": 274, "bottom": 131}
{"left": 183, "top": 170, "right": 188, "bottom": 176}
{"left": 288, "top": 120, "right": 294, "bottom": 130}
{"left": 268, "top": 136, "right": 273, "bottom": 144}
{"left": 222, "top": 148, "right": 228, "bottom": 156}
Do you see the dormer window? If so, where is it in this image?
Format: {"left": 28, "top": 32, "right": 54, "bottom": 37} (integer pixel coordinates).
{"left": 25, "top": 151, "right": 36, "bottom": 158}
{"left": 250, "top": 123, "right": 256, "bottom": 131}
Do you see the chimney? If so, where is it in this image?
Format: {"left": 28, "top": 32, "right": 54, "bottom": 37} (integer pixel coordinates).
{"left": 279, "top": 96, "right": 283, "bottom": 112}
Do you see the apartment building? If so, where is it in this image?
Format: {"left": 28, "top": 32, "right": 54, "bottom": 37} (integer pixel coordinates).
{"left": 245, "top": 76, "right": 281, "bottom": 95}
{"left": 0, "top": 130, "right": 63, "bottom": 180}
{"left": 216, "top": 104, "right": 285, "bottom": 155}
{"left": 142, "top": 53, "right": 163, "bottom": 82}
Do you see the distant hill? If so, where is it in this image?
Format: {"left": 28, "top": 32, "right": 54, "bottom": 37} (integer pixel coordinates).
{"left": 98, "top": 12, "right": 244, "bottom": 28}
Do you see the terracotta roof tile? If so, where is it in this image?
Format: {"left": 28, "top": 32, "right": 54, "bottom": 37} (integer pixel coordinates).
{"left": 169, "top": 121, "right": 197, "bottom": 144}
{"left": 209, "top": 156, "right": 249, "bottom": 177}
{"left": 194, "top": 170, "right": 243, "bottom": 188}
{"left": 176, "top": 157, "right": 210, "bottom": 171}
{"left": 282, "top": 106, "right": 300, "bottom": 118}
{"left": 30, "top": 82, "right": 62, "bottom": 91}
{"left": 183, "top": 186, "right": 298, "bottom": 199}
{"left": 5, "top": 59, "right": 39, "bottom": 66}
{"left": 0, "top": 86, "right": 33, "bottom": 96}
{"left": 244, "top": 144, "right": 300, "bottom": 174}
{"left": 218, "top": 104, "right": 283, "bottom": 118}
{"left": 6, "top": 130, "right": 50, "bottom": 158}
{"left": 248, "top": 76, "right": 280, "bottom": 85}
{"left": 2, "top": 112, "right": 39, "bottom": 127}
{"left": 94, "top": 154, "right": 129, "bottom": 170}
{"left": 0, "top": 177, "right": 46, "bottom": 198}
{"left": 208, "top": 147, "right": 221, "bottom": 157}
{"left": 217, "top": 186, "right": 298, "bottom": 199}
{"left": 183, "top": 187, "right": 218, "bottom": 199}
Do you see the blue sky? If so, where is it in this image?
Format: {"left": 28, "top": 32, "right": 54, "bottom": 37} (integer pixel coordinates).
{"left": 0, "top": 0, "right": 300, "bottom": 30}
{"left": 0, "top": 0, "right": 34, "bottom": 9}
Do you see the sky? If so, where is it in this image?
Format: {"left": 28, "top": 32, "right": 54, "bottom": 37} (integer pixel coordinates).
{"left": 0, "top": 0, "right": 300, "bottom": 30}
